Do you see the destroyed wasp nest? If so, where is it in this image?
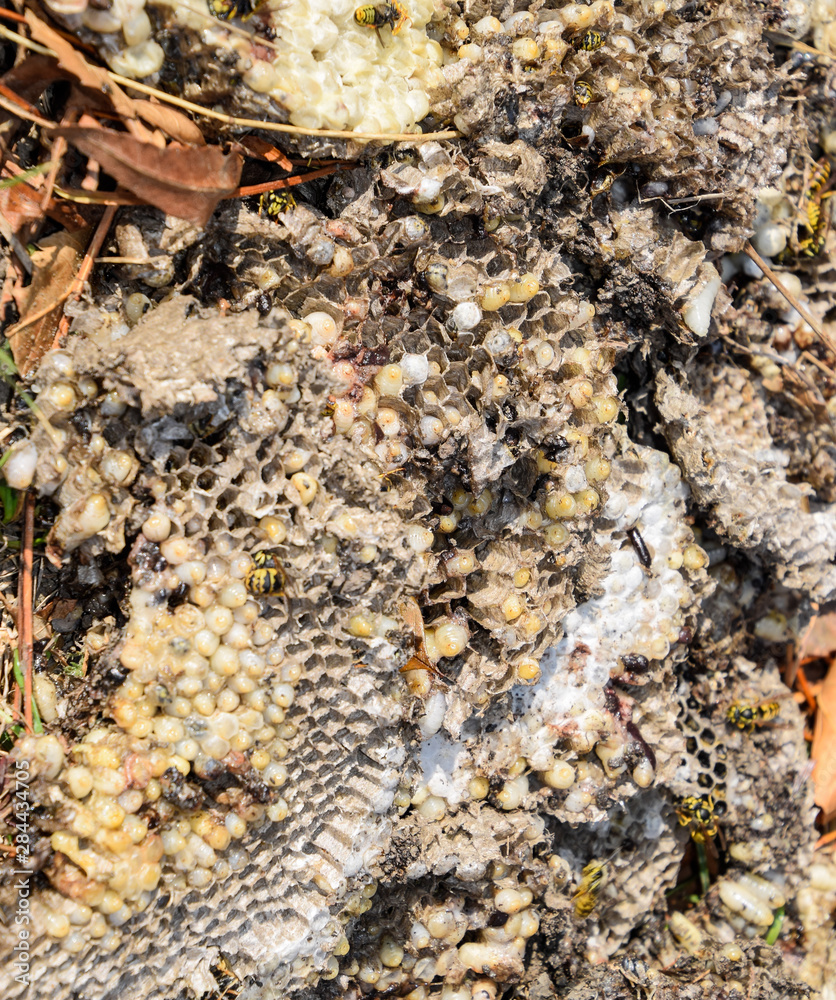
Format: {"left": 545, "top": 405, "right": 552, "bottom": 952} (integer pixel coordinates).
{"left": 1, "top": 0, "right": 834, "bottom": 998}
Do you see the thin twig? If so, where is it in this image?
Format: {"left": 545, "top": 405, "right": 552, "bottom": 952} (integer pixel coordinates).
{"left": 638, "top": 191, "right": 734, "bottom": 212}
{"left": 661, "top": 193, "right": 728, "bottom": 206}
{"left": 233, "top": 164, "right": 348, "bottom": 198}
{"left": 6, "top": 205, "right": 113, "bottom": 341}
{"left": 0, "top": 81, "right": 43, "bottom": 120}
{"left": 51, "top": 185, "right": 140, "bottom": 207}
{"left": 95, "top": 255, "right": 167, "bottom": 264}
{"left": 69, "top": 204, "right": 116, "bottom": 300}
{"left": 795, "top": 665, "right": 818, "bottom": 714}
{"left": 4, "top": 289, "right": 73, "bottom": 339}
{"left": 54, "top": 204, "right": 116, "bottom": 345}
{"left": 0, "top": 208, "right": 33, "bottom": 274}
{"left": 800, "top": 350, "right": 836, "bottom": 379}
{"left": 174, "top": 0, "right": 285, "bottom": 53}
{"left": 0, "top": 21, "right": 52, "bottom": 56}
{"left": 18, "top": 492, "right": 34, "bottom": 734}
{"left": 0, "top": 92, "right": 52, "bottom": 128}
{"left": 815, "top": 828, "right": 836, "bottom": 850}
{"left": 40, "top": 133, "right": 66, "bottom": 213}
{"left": 0, "top": 8, "right": 96, "bottom": 54}
{"left": 109, "top": 73, "right": 460, "bottom": 143}
{"left": 765, "top": 31, "right": 835, "bottom": 62}
{"left": 743, "top": 241, "right": 836, "bottom": 356}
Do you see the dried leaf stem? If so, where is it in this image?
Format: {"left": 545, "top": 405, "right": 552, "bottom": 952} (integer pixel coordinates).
{"left": 109, "top": 73, "right": 460, "bottom": 143}
{"left": 743, "top": 241, "right": 835, "bottom": 356}
{"left": 234, "top": 164, "right": 347, "bottom": 198}
{"left": 69, "top": 204, "right": 116, "bottom": 300}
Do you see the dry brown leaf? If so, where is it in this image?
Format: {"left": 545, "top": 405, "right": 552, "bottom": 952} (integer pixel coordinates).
{"left": 812, "top": 659, "right": 836, "bottom": 823}
{"left": 53, "top": 127, "right": 242, "bottom": 226}
{"left": 24, "top": 10, "right": 153, "bottom": 143}
{"left": 24, "top": 11, "right": 132, "bottom": 113}
{"left": 0, "top": 54, "right": 71, "bottom": 110}
{"left": 133, "top": 100, "right": 205, "bottom": 146}
{"left": 800, "top": 613, "right": 836, "bottom": 660}
{"left": 1, "top": 47, "right": 201, "bottom": 147}
{"left": 236, "top": 136, "right": 292, "bottom": 169}
{"left": 33, "top": 598, "right": 79, "bottom": 641}
{"left": 0, "top": 177, "right": 45, "bottom": 237}
{"left": 400, "top": 596, "right": 425, "bottom": 641}
{"left": 7, "top": 229, "right": 87, "bottom": 375}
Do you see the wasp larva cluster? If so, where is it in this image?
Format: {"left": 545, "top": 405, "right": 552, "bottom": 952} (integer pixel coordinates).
{"left": 717, "top": 872, "right": 786, "bottom": 935}
{"left": 48, "top": 0, "right": 440, "bottom": 134}
{"left": 46, "top": 0, "right": 164, "bottom": 78}
{"left": 408, "top": 443, "right": 708, "bottom": 829}
{"left": 10, "top": 516, "right": 300, "bottom": 949}
{"left": 334, "top": 868, "right": 544, "bottom": 996}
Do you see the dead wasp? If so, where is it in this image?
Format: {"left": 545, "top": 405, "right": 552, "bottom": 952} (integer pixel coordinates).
{"left": 678, "top": 206, "right": 708, "bottom": 239}
{"left": 573, "top": 80, "right": 594, "bottom": 107}
{"left": 799, "top": 203, "right": 830, "bottom": 257}
{"left": 808, "top": 156, "right": 831, "bottom": 197}
{"left": 590, "top": 169, "right": 624, "bottom": 199}
{"left": 354, "top": 1, "right": 410, "bottom": 42}
{"left": 573, "top": 29, "right": 606, "bottom": 51}
{"left": 726, "top": 699, "right": 780, "bottom": 733}
{"left": 259, "top": 190, "right": 297, "bottom": 217}
{"left": 208, "top": 0, "right": 266, "bottom": 20}
{"left": 208, "top": 954, "right": 244, "bottom": 1000}
{"left": 245, "top": 550, "right": 287, "bottom": 597}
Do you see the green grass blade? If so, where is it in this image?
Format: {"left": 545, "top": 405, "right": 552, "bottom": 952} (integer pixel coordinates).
{"left": 12, "top": 648, "right": 43, "bottom": 734}
{"left": 765, "top": 906, "right": 784, "bottom": 945}
{"left": 0, "top": 162, "right": 54, "bottom": 191}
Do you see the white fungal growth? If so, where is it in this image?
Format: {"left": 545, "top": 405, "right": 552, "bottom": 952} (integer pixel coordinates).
{"left": 451, "top": 302, "right": 483, "bottom": 332}
{"left": 401, "top": 353, "right": 430, "bottom": 386}
{"left": 401, "top": 444, "right": 699, "bottom": 815}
